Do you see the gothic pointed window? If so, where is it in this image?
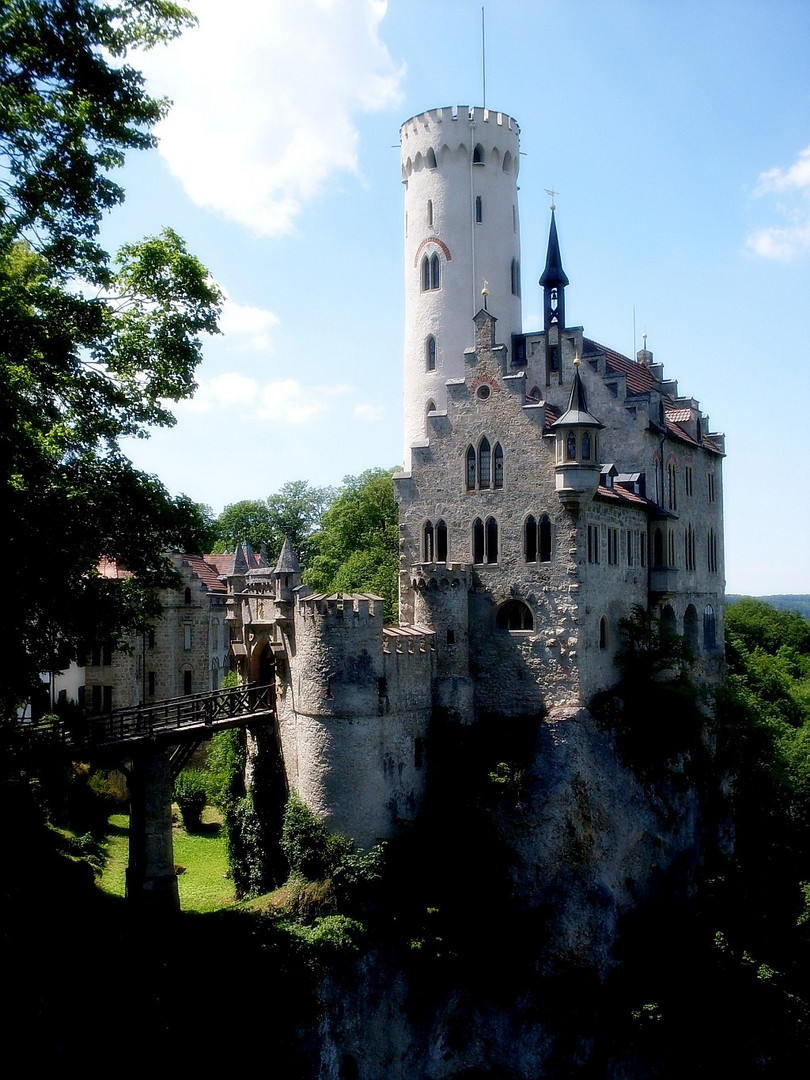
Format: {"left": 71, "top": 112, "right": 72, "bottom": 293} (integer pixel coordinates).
{"left": 473, "top": 143, "right": 485, "bottom": 165}
{"left": 524, "top": 515, "right": 537, "bottom": 562}
{"left": 423, "top": 521, "right": 434, "bottom": 562}
{"left": 466, "top": 445, "right": 476, "bottom": 490}
{"left": 426, "top": 335, "right": 436, "bottom": 370}
{"left": 582, "top": 431, "right": 591, "bottom": 460}
{"left": 473, "top": 518, "right": 485, "bottom": 564}
{"left": 493, "top": 443, "right": 503, "bottom": 488}
{"left": 503, "top": 150, "right": 512, "bottom": 173}
{"left": 426, "top": 147, "right": 437, "bottom": 169}
{"left": 485, "top": 517, "right": 499, "bottom": 563}
{"left": 436, "top": 520, "right": 448, "bottom": 562}
{"left": 431, "top": 252, "right": 440, "bottom": 289}
{"left": 479, "top": 437, "right": 491, "bottom": 487}
{"left": 566, "top": 431, "right": 577, "bottom": 461}
{"left": 421, "top": 255, "right": 430, "bottom": 292}
{"left": 539, "top": 514, "right": 552, "bottom": 562}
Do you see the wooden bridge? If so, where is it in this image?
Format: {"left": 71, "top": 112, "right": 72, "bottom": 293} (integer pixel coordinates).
{"left": 29, "top": 682, "right": 275, "bottom": 758}
{"left": 27, "top": 683, "right": 276, "bottom": 911}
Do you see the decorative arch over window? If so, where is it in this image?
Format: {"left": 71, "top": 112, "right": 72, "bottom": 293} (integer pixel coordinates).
{"left": 425, "top": 147, "right": 437, "bottom": 169}
{"left": 426, "top": 335, "right": 436, "bottom": 370}
{"left": 473, "top": 143, "right": 485, "bottom": 165}
{"left": 599, "top": 615, "right": 609, "bottom": 650}
{"left": 496, "top": 599, "right": 533, "bottom": 631}
{"left": 511, "top": 258, "right": 521, "bottom": 297}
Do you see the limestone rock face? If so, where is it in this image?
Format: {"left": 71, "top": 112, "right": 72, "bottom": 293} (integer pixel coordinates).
{"left": 303, "top": 707, "right": 706, "bottom": 1078}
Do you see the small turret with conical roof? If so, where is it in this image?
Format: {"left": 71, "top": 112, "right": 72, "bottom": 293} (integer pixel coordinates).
{"left": 552, "top": 358, "right": 604, "bottom": 512}
{"left": 539, "top": 206, "right": 569, "bottom": 333}
{"left": 273, "top": 529, "right": 302, "bottom": 605}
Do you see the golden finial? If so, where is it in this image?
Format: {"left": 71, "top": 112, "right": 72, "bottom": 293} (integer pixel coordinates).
{"left": 573, "top": 351, "right": 581, "bottom": 368}
{"left": 481, "top": 279, "right": 489, "bottom": 310}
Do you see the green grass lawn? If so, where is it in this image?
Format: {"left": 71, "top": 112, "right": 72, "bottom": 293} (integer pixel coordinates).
{"left": 100, "top": 807, "right": 235, "bottom": 912}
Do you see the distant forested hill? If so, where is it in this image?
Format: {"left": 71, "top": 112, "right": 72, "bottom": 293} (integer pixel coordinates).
{"left": 727, "top": 594, "right": 810, "bottom": 620}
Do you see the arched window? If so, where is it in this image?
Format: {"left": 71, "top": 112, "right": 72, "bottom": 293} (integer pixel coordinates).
{"left": 427, "top": 199, "right": 433, "bottom": 226}
{"left": 184, "top": 587, "right": 192, "bottom": 605}
{"left": 431, "top": 252, "right": 440, "bottom": 289}
{"left": 566, "top": 431, "right": 577, "bottom": 461}
{"left": 473, "top": 518, "right": 485, "bottom": 564}
{"left": 466, "top": 445, "right": 476, "bottom": 490}
{"left": 539, "top": 514, "right": 552, "bottom": 562}
{"left": 423, "top": 521, "right": 434, "bottom": 562}
{"left": 599, "top": 616, "right": 609, "bottom": 650}
{"left": 421, "top": 254, "right": 430, "bottom": 292}
{"left": 582, "top": 431, "right": 591, "bottom": 460}
{"left": 493, "top": 442, "right": 503, "bottom": 488}
{"left": 502, "top": 150, "right": 512, "bottom": 173}
{"left": 684, "top": 604, "right": 698, "bottom": 652}
{"left": 511, "top": 258, "right": 520, "bottom": 296}
{"left": 473, "top": 143, "right": 485, "bottom": 165}
{"left": 667, "top": 461, "right": 677, "bottom": 510}
{"left": 479, "top": 437, "right": 491, "bottom": 487}
{"left": 662, "top": 605, "right": 676, "bottom": 635}
{"left": 475, "top": 195, "right": 482, "bottom": 223}
{"left": 485, "top": 516, "right": 498, "bottom": 563}
{"left": 496, "top": 599, "right": 533, "bottom": 631}
{"left": 436, "top": 520, "right": 448, "bottom": 562}
{"left": 426, "top": 335, "right": 436, "bottom": 370}
{"left": 707, "top": 528, "right": 718, "bottom": 572}
{"left": 524, "top": 515, "right": 537, "bottom": 562}
{"left": 703, "top": 604, "right": 716, "bottom": 650}
{"left": 426, "top": 147, "right": 437, "bottom": 169}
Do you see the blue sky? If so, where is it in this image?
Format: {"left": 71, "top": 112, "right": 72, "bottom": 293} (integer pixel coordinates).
{"left": 111, "top": 0, "right": 810, "bottom": 596}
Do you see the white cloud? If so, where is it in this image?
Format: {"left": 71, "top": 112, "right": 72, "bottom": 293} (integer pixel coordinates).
{"left": 178, "top": 373, "right": 352, "bottom": 424}
{"left": 137, "top": 0, "right": 404, "bottom": 236}
{"left": 219, "top": 292, "right": 279, "bottom": 351}
{"left": 748, "top": 144, "right": 810, "bottom": 261}
{"left": 353, "top": 402, "right": 385, "bottom": 421}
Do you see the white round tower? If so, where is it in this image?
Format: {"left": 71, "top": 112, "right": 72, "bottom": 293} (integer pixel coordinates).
{"left": 400, "top": 105, "right": 522, "bottom": 465}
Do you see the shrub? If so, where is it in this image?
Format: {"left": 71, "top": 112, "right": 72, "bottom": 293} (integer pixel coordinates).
{"left": 173, "top": 769, "right": 208, "bottom": 832}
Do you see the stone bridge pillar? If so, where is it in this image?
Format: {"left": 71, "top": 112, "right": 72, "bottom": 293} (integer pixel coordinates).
{"left": 125, "top": 748, "right": 179, "bottom": 911}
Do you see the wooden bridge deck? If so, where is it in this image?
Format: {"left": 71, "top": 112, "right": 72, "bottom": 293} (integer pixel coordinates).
{"left": 26, "top": 683, "right": 275, "bottom": 756}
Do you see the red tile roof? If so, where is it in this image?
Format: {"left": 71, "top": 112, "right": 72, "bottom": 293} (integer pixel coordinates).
{"left": 584, "top": 339, "right": 657, "bottom": 396}
{"left": 183, "top": 554, "right": 227, "bottom": 593}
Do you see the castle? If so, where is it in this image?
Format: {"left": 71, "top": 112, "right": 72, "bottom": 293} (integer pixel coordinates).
{"left": 221, "top": 105, "right": 726, "bottom": 849}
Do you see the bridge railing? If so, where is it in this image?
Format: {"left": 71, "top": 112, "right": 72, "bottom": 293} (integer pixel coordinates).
{"left": 28, "top": 683, "right": 275, "bottom": 751}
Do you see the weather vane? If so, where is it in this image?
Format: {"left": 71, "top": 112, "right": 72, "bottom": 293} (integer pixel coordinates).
{"left": 545, "top": 188, "right": 558, "bottom": 211}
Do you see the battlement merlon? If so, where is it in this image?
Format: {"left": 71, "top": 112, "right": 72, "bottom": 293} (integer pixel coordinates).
{"left": 296, "top": 593, "right": 386, "bottom": 622}
{"left": 400, "top": 106, "right": 520, "bottom": 140}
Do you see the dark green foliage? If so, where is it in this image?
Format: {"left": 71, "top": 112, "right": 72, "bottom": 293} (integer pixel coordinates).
{"left": 304, "top": 467, "right": 400, "bottom": 620}
{"left": 0, "top": 2, "right": 221, "bottom": 716}
{"left": 593, "top": 605, "right": 705, "bottom": 774}
{"left": 281, "top": 793, "right": 350, "bottom": 881}
{"left": 212, "top": 481, "right": 335, "bottom": 563}
{"left": 173, "top": 769, "right": 207, "bottom": 832}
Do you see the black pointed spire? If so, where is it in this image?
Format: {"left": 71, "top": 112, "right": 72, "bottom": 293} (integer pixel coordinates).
{"left": 539, "top": 208, "right": 568, "bottom": 332}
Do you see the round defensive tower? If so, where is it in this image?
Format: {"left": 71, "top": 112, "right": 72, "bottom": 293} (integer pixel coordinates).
{"left": 400, "top": 105, "right": 522, "bottom": 465}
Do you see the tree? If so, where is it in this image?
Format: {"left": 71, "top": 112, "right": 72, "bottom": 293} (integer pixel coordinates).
{"left": 0, "top": 1, "right": 221, "bottom": 716}
{"left": 304, "top": 468, "right": 399, "bottom": 620}
{"left": 212, "top": 481, "right": 335, "bottom": 563}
